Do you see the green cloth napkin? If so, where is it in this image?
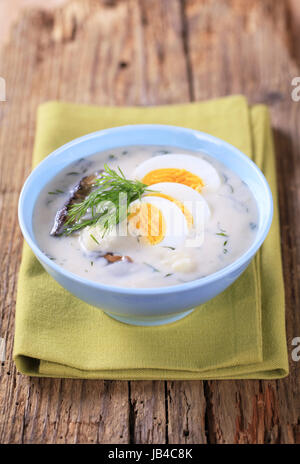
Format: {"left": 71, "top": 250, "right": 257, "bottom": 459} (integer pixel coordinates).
{"left": 14, "top": 95, "right": 289, "bottom": 379}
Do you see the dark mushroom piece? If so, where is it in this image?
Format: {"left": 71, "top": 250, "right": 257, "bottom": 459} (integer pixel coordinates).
{"left": 103, "top": 253, "right": 133, "bottom": 264}
{"left": 50, "top": 172, "right": 102, "bottom": 236}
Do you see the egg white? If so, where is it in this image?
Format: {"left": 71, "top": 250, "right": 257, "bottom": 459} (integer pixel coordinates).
{"left": 133, "top": 154, "right": 221, "bottom": 192}
{"left": 145, "top": 182, "right": 211, "bottom": 227}
{"left": 128, "top": 196, "right": 189, "bottom": 249}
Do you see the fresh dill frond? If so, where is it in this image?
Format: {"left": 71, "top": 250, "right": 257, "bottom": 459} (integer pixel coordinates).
{"left": 143, "top": 262, "right": 160, "bottom": 273}
{"left": 90, "top": 234, "right": 100, "bottom": 245}
{"left": 64, "top": 164, "right": 151, "bottom": 235}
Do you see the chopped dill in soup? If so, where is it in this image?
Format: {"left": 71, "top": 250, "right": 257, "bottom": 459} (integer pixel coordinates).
{"left": 33, "top": 146, "right": 259, "bottom": 288}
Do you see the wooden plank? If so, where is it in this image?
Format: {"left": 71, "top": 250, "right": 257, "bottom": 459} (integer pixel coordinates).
{"left": 167, "top": 381, "right": 207, "bottom": 444}
{"left": 128, "top": 381, "right": 167, "bottom": 444}
{"left": 184, "top": 0, "right": 300, "bottom": 443}
{"left": 134, "top": 0, "right": 190, "bottom": 104}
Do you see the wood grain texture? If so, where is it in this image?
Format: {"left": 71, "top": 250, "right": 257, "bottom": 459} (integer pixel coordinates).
{"left": 0, "top": 0, "right": 67, "bottom": 47}
{"left": 0, "top": 0, "right": 299, "bottom": 444}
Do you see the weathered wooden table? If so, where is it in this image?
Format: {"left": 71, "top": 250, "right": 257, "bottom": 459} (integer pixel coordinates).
{"left": 0, "top": 0, "right": 299, "bottom": 444}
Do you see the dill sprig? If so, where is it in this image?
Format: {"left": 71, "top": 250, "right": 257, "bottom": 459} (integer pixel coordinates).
{"left": 64, "top": 164, "right": 150, "bottom": 235}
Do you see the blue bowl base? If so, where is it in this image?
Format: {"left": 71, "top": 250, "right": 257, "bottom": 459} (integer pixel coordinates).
{"left": 104, "top": 308, "right": 195, "bottom": 326}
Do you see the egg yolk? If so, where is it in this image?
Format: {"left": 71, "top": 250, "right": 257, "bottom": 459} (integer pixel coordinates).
{"left": 142, "top": 168, "right": 204, "bottom": 192}
{"left": 128, "top": 203, "right": 166, "bottom": 245}
{"left": 145, "top": 193, "right": 193, "bottom": 228}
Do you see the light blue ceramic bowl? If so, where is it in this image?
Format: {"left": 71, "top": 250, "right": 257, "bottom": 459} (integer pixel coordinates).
{"left": 18, "top": 125, "right": 273, "bottom": 326}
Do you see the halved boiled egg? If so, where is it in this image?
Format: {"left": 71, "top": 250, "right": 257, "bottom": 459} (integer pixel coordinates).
{"left": 133, "top": 154, "right": 221, "bottom": 192}
{"left": 144, "top": 182, "right": 210, "bottom": 229}
{"left": 128, "top": 196, "right": 189, "bottom": 249}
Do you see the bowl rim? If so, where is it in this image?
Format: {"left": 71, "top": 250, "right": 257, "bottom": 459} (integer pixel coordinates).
{"left": 18, "top": 123, "right": 273, "bottom": 295}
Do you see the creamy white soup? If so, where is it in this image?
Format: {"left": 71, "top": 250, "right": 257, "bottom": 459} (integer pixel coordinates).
{"left": 33, "top": 145, "right": 259, "bottom": 288}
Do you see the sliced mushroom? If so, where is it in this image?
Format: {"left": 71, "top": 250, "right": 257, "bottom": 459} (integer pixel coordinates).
{"left": 103, "top": 252, "right": 133, "bottom": 264}
{"left": 50, "top": 172, "right": 102, "bottom": 236}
